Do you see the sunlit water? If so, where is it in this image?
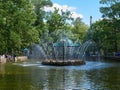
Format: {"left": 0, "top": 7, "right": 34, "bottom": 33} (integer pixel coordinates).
{"left": 0, "top": 60, "right": 120, "bottom": 90}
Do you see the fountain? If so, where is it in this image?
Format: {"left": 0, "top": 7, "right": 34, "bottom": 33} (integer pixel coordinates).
{"left": 29, "top": 30, "right": 99, "bottom": 66}
{"left": 41, "top": 36, "right": 85, "bottom": 66}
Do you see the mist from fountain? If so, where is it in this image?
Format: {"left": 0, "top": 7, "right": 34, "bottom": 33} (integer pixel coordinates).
{"left": 79, "top": 40, "right": 99, "bottom": 60}
{"left": 29, "top": 44, "right": 47, "bottom": 60}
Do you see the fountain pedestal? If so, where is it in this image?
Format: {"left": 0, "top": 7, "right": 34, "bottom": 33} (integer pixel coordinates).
{"left": 41, "top": 60, "right": 85, "bottom": 66}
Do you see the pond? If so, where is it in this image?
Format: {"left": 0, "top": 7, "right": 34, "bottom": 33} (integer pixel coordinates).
{"left": 0, "top": 60, "right": 120, "bottom": 90}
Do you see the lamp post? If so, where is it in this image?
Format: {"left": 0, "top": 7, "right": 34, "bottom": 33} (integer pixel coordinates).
{"left": 90, "top": 16, "right": 92, "bottom": 27}
{"left": 87, "top": 16, "right": 93, "bottom": 40}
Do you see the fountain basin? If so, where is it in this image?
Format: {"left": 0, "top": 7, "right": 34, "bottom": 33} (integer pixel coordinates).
{"left": 41, "top": 60, "right": 85, "bottom": 66}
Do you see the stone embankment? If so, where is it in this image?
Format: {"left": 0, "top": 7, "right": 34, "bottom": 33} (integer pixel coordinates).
{"left": 15, "top": 56, "right": 28, "bottom": 62}
{"left": 0, "top": 56, "right": 28, "bottom": 64}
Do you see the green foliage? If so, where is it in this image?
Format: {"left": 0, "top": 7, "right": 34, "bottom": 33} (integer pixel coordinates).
{"left": 90, "top": 18, "right": 120, "bottom": 55}
{"left": 46, "top": 8, "right": 72, "bottom": 32}
{"left": 0, "top": 0, "right": 39, "bottom": 53}
{"left": 86, "top": 0, "right": 120, "bottom": 55}
{"left": 100, "top": 0, "right": 120, "bottom": 18}
{"left": 90, "top": 20, "right": 114, "bottom": 51}
{"left": 99, "top": 0, "right": 120, "bottom": 53}
{"left": 72, "top": 17, "right": 89, "bottom": 42}
{"left": 45, "top": 8, "right": 88, "bottom": 43}
{"left": 32, "top": 0, "right": 52, "bottom": 37}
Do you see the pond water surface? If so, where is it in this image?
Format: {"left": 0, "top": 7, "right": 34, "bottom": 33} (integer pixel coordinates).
{"left": 0, "top": 60, "right": 120, "bottom": 90}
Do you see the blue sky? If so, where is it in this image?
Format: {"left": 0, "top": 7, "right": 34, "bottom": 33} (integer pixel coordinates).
{"left": 51, "top": 0, "right": 102, "bottom": 25}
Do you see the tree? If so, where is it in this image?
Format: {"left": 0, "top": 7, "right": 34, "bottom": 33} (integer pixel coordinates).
{"left": 72, "top": 17, "right": 88, "bottom": 42}
{"left": 0, "top": 0, "right": 39, "bottom": 53}
{"left": 99, "top": 0, "right": 120, "bottom": 52}
{"left": 46, "top": 8, "right": 72, "bottom": 33}
{"left": 100, "top": 0, "right": 120, "bottom": 18}
{"left": 31, "top": 0, "right": 52, "bottom": 37}
{"left": 89, "top": 19, "right": 116, "bottom": 54}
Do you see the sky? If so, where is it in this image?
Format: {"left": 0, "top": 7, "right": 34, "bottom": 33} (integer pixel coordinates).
{"left": 49, "top": 0, "right": 102, "bottom": 25}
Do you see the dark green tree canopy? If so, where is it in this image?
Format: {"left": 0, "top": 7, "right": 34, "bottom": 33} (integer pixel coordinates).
{"left": 100, "top": 0, "right": 120, "bottom": 18}
{"left": 0, "top": 0, "right": 39, "bottom": 53}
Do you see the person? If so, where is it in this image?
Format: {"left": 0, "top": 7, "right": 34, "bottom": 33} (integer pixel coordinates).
{"left": 11, "top": 54, "right": 16, "bottom": 62}
{"left": 12, "top": 54, "right": 16, "bottom": 62}
{"left": 5, "top": 54, "right": 11, "bottom": 62}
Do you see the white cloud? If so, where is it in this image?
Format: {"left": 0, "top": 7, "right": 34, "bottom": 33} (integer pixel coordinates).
{"left": 70, "top": 12, "right": 83, "bottom": 19}
{"left": 43, "top": 3, "right": 83, "bottom": 19}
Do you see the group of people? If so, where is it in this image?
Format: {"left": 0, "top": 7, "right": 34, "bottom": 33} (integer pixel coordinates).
{"left": 0, "top": 53, "right": 16, "bottom": 62}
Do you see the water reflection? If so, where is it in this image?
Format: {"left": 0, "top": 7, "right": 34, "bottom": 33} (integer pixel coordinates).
{"left": 0, "top": 64, "right": 5, "bottom": 77}
{"left": 29, "top": 66, "right": 88, "bottom": 89}
{"left": 0, "top": 61, "right": 120, "bottom": 89}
